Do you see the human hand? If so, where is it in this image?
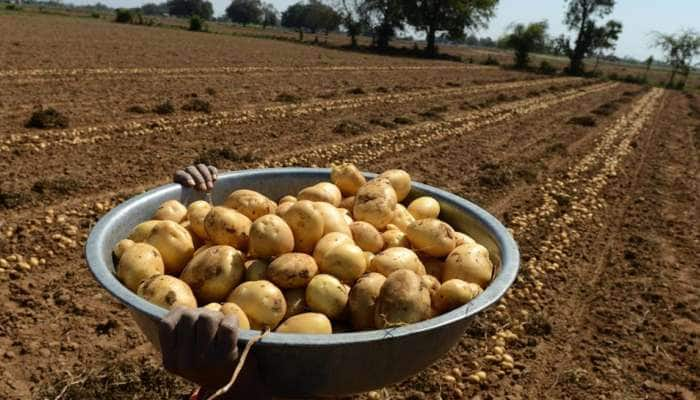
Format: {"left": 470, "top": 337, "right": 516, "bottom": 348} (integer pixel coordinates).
{"left": 173, "top": 164, "right": 218, "bottom": 192}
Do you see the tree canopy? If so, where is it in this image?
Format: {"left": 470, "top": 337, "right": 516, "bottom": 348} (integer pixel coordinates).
{"left": 166, "top": 0, "right": 213, "bottom": 19}
{"left": 282, "top": 0, "right": 341, "bottom": 37}
{"left": 562, "top": 0, "right": 621, "bottom": 75}
{"left": 653, "top": 29, "right": 700, "bottom": 87}
{"left": 226, "top": 0, "right": 263, "bottom": 25}
{"left": 502, "top": 21, "right": 548, "bottom": 68}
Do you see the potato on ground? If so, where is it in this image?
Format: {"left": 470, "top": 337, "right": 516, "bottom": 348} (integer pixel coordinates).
{"left": 370, "top": 247, "right": 425, "bottom": 276}
{"left": 349, "top": 221, "right": 384, "bottom": 253}
{"left": 248, "top": 214, "right": 295, "bottom": 258}
{"left": 378, "top": 169, "right": 411, "bottom": 202}
{"left": 283, "top": 288, "right": 307, "bottom": 318}
{"left": 227, "top": 281, "right": 286, "bottom": 329}
{"left": 381, "top": 229, "right": 409, "bottom": 249}
{"left": 266, "top": 253, "right": 318, "bottom": 289}
{"left": 223, "top": 189, "right": 277, "bottom": 221}
{"left": 128, "top": 220, "right": 160, "bottom": 242}
{"left": 202, "top": 302, "right": 252, "bottom": 329}
{"left": 118, "top": 242, "right": 164, "bottom": 291}
{"left": 281, "top": 200, "right": 325, "bottom": 254}
{"left": 180, "top": 245, "right": 245, "bottom": 304}
{"left": 434, "top": 279, "right": 482, "bottom": 313}
{"left": 443, "top": 243, "right": 494, "bottom": 288}
{"left": 145, "top": 221, "right": 195, "bottom": 275}
{"left": 275, "top": 312, "right": 332, "bottom": 334}
{"left": 406, "top": 218, "right": 456, "bottom": 257}
{"left": 305, "top": 274, "right": 349, "bottom": 320}
{"left": 353, "top": 178, "right": 398, "bottom": 230}
{"left": 298, "top": 182, "right": 342, "bottom": 207}
{"left": 312, "top": 232, "right": 353, "bottom": 265}
{"left": 319, "top": 242, "right": 367, "bottom": 283}
{"left": 204, "top": 206, "right": 252, "bottom": 250}
{"left": 313, "top": 202, "right": 352, "bottom": 236}
{"left": 153, "top": 199, "right": 187, "bottom": 222}
{"left": 245, "top": 259, "right": 269, "bottom": 281}
{"left": 330, "top": 163, "right": 366, "bottom": 196}
{"left": 374, "top": 269, "right": 432, "bottom": 328}
{"left": 137, "top": 274, "right": 197, "bottom": 310}
{"left": 348, "top": 273, "right": 386, "bottom": 330}
{"left": 113, "top": 239, "right": 135, "bottom": 259}
{"left": 187, "top": 200, "right": 212, "bottom": 241}
{"left": 407, "top": 197, "right": 440, "bottom": 220}
{"left": 390, "top": 204, "right": 415, "bottom": 232}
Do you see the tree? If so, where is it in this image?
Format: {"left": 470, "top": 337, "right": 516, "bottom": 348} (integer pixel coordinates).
{"left": 590, "top": 20, "right": 622, "bottom": 72}
{"left": 167, "top": 0, "right": 213, "bottom": 19}
{"left": 652, "top": 29, "right": 700, "bottom": 87}
{"left": 363, "top": 0, "right": 403, "bottom": 50}
{"left": 141, "top": 2, "right": 168, "bottom": 15}
{"left": 643, "top": 55, "right": 653, "bottom": 80}
{"left": 403, "top": 0, "right": 498, "bottom": 56}
{"left": 563, "top": 0, "right": 621, "bottom": 75}
{"left": 261, "top": 3, "right": 278, "bottom": 28}
{"left": 226, "top": 0, "right": 263, "bottom": 25}
{"left": 338, "top": 0, "right": 370, "bottom": 47}
{"left": 304, "top": 0, "right": 341, "bottom": 34}
{"left": 502, "top": 21, "right": 548, "bottom": 69}
{"left": 282, "top": 2, "right": 307, "bottom": 40}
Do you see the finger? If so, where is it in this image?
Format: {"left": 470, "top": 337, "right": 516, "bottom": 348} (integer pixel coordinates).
{"left": 159, "top": 306, "right": 184, "bottom": 372}
{"left": 196, "top": 164, "right": 214, "bottom": 190}
{"left": 173, "top": 170, "right": 195, "bottom": 187}
{"left": 208, "top": 166, "right": 218, "bottom": 181}
{"left": 185, "top": 165, "right": 206, "bottom": 191}
{"left": 213, "top": 315, "right": 240, "bottom": 361}
{"left": 175, "top": 309, "right": 197, "bottom": 372}
{"left": 194, "top": 310, "right": 221, "bottom": 365}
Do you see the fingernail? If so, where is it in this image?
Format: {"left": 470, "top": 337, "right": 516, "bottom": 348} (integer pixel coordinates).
{"left": 187, "top": 179, "right": 195, "bottom": 186}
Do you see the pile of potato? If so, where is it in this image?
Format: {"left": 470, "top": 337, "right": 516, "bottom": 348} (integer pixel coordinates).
{"left": 113, "top": 164, "right": 494, "bottom": 334}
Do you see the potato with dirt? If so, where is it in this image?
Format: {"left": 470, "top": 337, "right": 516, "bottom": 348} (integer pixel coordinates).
{"left": 204, "top": 206, "right": 252, "bottom": 250}
{"left": 227, "top": 280, "right": 287, "bottom": 329}
{"left": 223, "top": 189, "right": 277, "bottom": 221}
{"left": 348, "top": 272, "right": 386, "bottom": 330}
{"left": 298, "top": 182, "right": 342, "bottom": 207}
{"left": 312, "top": 232, "right": 353, "bottom": 265}
{"left": 145, "top": 220, "right": 195, "bottom": 275}
{"left": 349, "top": 221, "right": 384, "bottom": 253}
{"left": 187, "top": 200, "right": 212, "bottom": 241}
{"left": 378, "top": 169, "right": 411, "bottom": 202}
{"left": 443, "top": 243, "right": 493, "bottom": 288}
{"left": 137, "top": 274, "right": 197, "bottom": 309}
{"left": 434, "top": 279, "right": 482, "bottom": 312}
{"left": 244, "top": 259, "right": 268, "bottom": 281}
{"left": 153, "top": 199, "right": 188, "bottom": 222}
{"left": 248, "top": 214, "right": 295, "bottom": 258}
{"left": 370, "top": 247, "right": 425, "bottom": 276}
{"left": 281, "top": 200, "right": 325, "bottom": 254}
{"left": 313, "top": 201, "right": 352, "bottom": 236}
{"left": 374, "top": 269, "right": 432, "bottom": 328}
{"left": 390, "top": 204, "right": 416, "bottom": 232}
{"left": 113, "top": 238, "right": 135, "bottom": 259}
{"left": 353, "top": 177, "right": 398, "bottom": 229}
{"left": 406, "top": 218, "right": 456, "bottom": 257}
{"left": 117, "top": 242, "right": 164, "bottom": 291}
{"left": 266, "top": 253, "right": 318, "bottom": 289}
{"left": 407, "top": 196, "right": 440, "bottom": 220}
{"left": 381, "top": 228, "right": 410, "bottom": 249}
{"left": 203, "top": 302, "right": 251, "bottom": 329}
{"left": 128, "top": 220, "right": 160, "bottom": 242}
{"left": 420, "top": 274, "right": 441, "bottom": 306}
{"left": 305, "top": 274, "right": 349, "bottom": 320}
{"left": 331, "top": 163, "right": 366, "bottom": 196}
{"left": 319, "top": 242, "right": 367, "bottom": 283}
{"left": 275, "top": 312, "right": 332, "bottom": 334}
{"left": 180, "top": 245, "right": 245, "bottom": 304}
{"left": 455, "top": 232, "right": 476, "bottom": 246}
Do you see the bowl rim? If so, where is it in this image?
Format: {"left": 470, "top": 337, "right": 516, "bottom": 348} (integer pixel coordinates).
{"left": 86, "top": 167, "right": 519, "bottom": 346}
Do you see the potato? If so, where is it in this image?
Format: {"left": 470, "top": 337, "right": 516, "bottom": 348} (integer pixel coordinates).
{"left": 276, "top": 201, "right": 294, "bottom": 217}
{"left": 118, "top": 242, "right": 165, "bottom": 291}
{"left": 339, "top": 196, "right": 355, "bottom": 211}
{"left": 407, "top": 197, "right": 440, "bottom": 220}
{"left": 223, "top": 189, "right": 277, "bottom": 221}
{"left": 455, "top": 232, "right": 477, "bottom": 246}
{"left": 146, "top": 221, "right": 195, "bottom": 275}
{"left": 298, "top": 182, "right": 342, "bottom": 207}
{"left": 153, "top": 199, "right": 187, "bottom": 222}
{"left": 266, "top": 253, "right": 318, "bottom": 289}
{"left": 187, "top": 200, "right": 212, "bottom": 241}
{"left": 180, "top": 245, "right": 245, "bottom": 303}
{"left": 353, "top": 178, "right": 398, "bottom": 229}
{"left": 348, "top": 272, "right": 386, "bottom": 330}
{"left": 342, "top": 213, "right": 354, "bottom": 225}
{"left": 281, "top": 200, "right": 325, "bottom": 254}
{"left": 434, "top": 279, "right": 482, "bottom": 313}
{"left": 245, "top": 259, "right": 268, "bottom": 281}
{"left": 305, "top": 274, "right": 349, "bottom": 319}
{"left": 385, "top": 223, "right": 401, "bottom": 231}
{"left": 378, "top": 169, "right": 411, "bottom": 202}
{"left": 374, "top": 269, "right": 432, "bottom": 328}
{"left": 370, "top": 247, "right": 425, "bottom": 276}
{"left": 279, "top": 195, "right": 297, "bottom": 204}
{"left": 320, "top": 242, "right": 367, "bottom": 283}
{"left": 349, "top": 221, "right": 384, "bottom": 253}
{"left": 248, "top": 214, "right": 295, "bottom": 258}
{"left": 220, "top": 302, "right": 251, "bottom": 329}
{"left": 193, "top": 243, "right": 214, "bottom": 257}
{"left": 313, "top": 202, "right": 352, "bottom": 236}
{"left": 137, "top": 274, "right": 197, "bottom": 310}
{"left": 128, "top": 220, "right": 160, "bottom": 242}
{"left": 227, "top": 280, "right": 286, "bottom": 329}
{"left": 421, "top": 274, "right": 441, "bottom": 305}
{"left": 443, "top": 243, "right": 493, "bottom": 288}
{"left": 421, "top": 256, "right": 444, "bottom": 278}
{"left": 312, "top": 232, "right": 353, "bottom": 265}
{"left": 405, "top": 219, "right": 456, "bottom": 257}
{"left": 381, "top": 229, "right": 409, "bottom": 249}
{"left": 203, "top": 302, "right": 222, "bottom": 312}
{"left": 390, "top": 204, "right": 416, "bottom": 232}
{"left": 181, "top": 220, "right": 204, "bottom": 249}
{"left": 330, "top": 164, "right": 366, "bottom": 196}
{"left": 276, "top": 312, "right": 332, "bottom": 334}
{"left": 363, "top": 251, "right": 375, "bottom": 266}
{"left": 283, "top": 288, "right": 307, "bottom": 318}
{"left": 204, "top": 206, "right": 252, "bottom": 250}
{"left": 113, "top": 239, "right": 135, "bottom": 259}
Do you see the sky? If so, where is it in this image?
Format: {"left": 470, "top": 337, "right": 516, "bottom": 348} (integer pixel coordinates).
{"left": 66, "top": 0, "right": 699, "bottom": 61}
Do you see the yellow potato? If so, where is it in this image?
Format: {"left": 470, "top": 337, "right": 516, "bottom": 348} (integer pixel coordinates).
{"left": 187, "top": 200, "right": 212, "bottom": 241}
{"left": 421, "top": 274, "right": 441, "bottom": 306}
{"left": 455, "top": 232, "right": 477, "bottom": 246}
{"left": 390, "top": 204, "right": 416, "bottom": 232}
{"left": 312, "top": 232, "right": 353, "bottom": 265}
{"left": 320, "top": 242, "right": 367, "bottom": 283}
{"left": 153, "top": 199, "right": 187, "bottom": 222}
{"left": 227, "top": 280, "right": 286, "bottom": 329}
{"left": 370, "top": 247, "right": 425, "bottom": 276}
{"left": 407, "top": 197, "right": 440, "bottom": 220}
{"left": 266, "top": 253, "right": 318, "bottom": 289}
{"left": 248, "top": 214, "right": 295, "bottom": 258}
{"left": 279, "top": 195, "right": 297, "bottom": 204}
{"left": 298, "top": 182, "right": 342, "bottom": 207}
{"left": 434, "top": 279, "right": 482, "bottom": 313}
{"left": 220, "top": 302, "right": 251, "bottom": 329}
{"left": 180, "top": 245, "right": 245, "bottom": 303}
{"left": 313, "top": 202, "right": 352, "bottom": 236}
{"left": 118, "top": 242, "right": 164, "bottom": 291}
{"left": 275, "top": 312, "right": 332, "bottom": 334}
{"left": 348, "top": 272, "right": 386, "bottom": 330}
{"left": 281, "top": 200, "right": 325, "bottom": 254}
{"left": 223, "top": 189, "right": 277, "bottom": 221}
{"left": 374, "top": 269, "right": 432, "bottom": 328}
{"left": 181, "top": 220, "right": 204, "bottom": 249}
{"left": 363, "top": 251, "right": 375, "bottom": 266}
{"left": 276, "top": 201, "right": 294, "bottom": 217}
{"left": 342, "top": 212, "right": 354, "bottom": 225}
{"left": 339, "top": 196, "right": 355, "bottom": 211}
{"left": 244, "top": 259, "right": 269, "bottom": 281}
{"left": 283, "top": 288, "right": 307, "bottom": 318}
{"left": 353, "top": 177, "right": 398, "bottom": 229}
{"left": 113, "top": 239, "right": 135, "bottom": 259}
{"left": 305, "top": 274, "right": 349, "bottom": 320}
{"left": 421, "top": 256, "right": 444, "bottom": 278}
{"left": 137, "top": 274, "right": 197, "bottom": 310}
{"left": 193, "top": 243, "right": 214, "bottom": 257}
{"left": 204, "top": 206, "right": 252, "bottom": 250}
{"left": 145, "top": 221, "right": 195, "bottom": 275}
{"left": 443, "top": 243, "right": 493, "bottom": 288}
{"left": 128, "top": 220, "right": 160, "bottom": 242}
{"left": 405, "top": 218, "right": 456, "bottom": 257}
{"left": 203, "top": 302, "right": 222, "bottom": 312}
{"left": 381, "top": 229, "right": 410, "bottom": 249}
{"left": 349, "top": 221, "right": 384, "bottom": 253}
{"left": 378, "top": 169, "right": 411, "bottom": 202}
{"left": 330, "top": 163, "right": 366, "bottom": 196}
{"left": 385, "top": 223, "right": 401, "bottom": 231}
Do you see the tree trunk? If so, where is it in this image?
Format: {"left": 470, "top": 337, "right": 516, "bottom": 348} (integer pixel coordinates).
{"left": 350, "top": 33, "right": 357, "bottom": 48}
{"left": 668, "top": 68, "right": 677, "bottom": 87}
{"left": 593, "top": 54, "right": 600, "bottom": 73}
{"left": 569, "top": 10, "right": 589, "bottom": 75}
{"left": 425, "top": 26, "right": 437, "bottom": 57}
{"left": 298, "top": 30, "right": 303, "bottom": 41}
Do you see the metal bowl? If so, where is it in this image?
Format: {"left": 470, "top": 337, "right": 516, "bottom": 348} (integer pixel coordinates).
{"left": 86, "top": 168, "right": 519, "bottom": 398}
